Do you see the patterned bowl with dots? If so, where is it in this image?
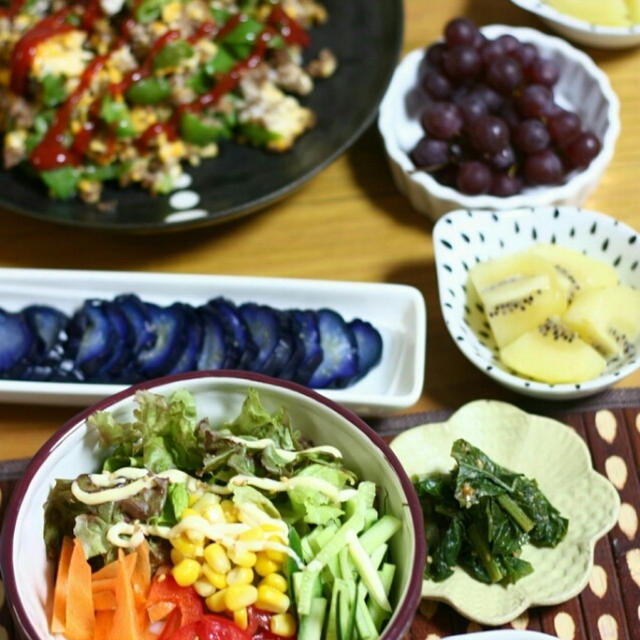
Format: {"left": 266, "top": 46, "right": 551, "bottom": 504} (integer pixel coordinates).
{"left": 377, "top": 25, "right": 620, "bottom": 222}
{"left": 433, "top": 206, "right": 640, "bottom": 400}
{"left": 510, "top": 0, "right": 640, "bottom": 49}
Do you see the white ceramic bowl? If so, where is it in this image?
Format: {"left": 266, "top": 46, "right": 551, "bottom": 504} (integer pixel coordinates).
{"left": 0, "top": 371, "right": 426, "bottom": 640}
{"left": 433, "top": 206, "right": 640, "bottom": 400}
{"left": 378, "top": 25, "right": 620, "bottom": 222}
{"left": 510, "top": 0, "right": 640, "bottom": 49}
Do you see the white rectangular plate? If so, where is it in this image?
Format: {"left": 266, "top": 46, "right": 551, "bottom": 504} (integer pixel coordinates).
{"left": 0, "top": 268, "right": 426, "bottom": 415}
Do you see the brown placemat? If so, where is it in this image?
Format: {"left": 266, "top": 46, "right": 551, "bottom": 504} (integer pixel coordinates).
{"left": 1, "top": 391, "right": 639, "bottom": 639}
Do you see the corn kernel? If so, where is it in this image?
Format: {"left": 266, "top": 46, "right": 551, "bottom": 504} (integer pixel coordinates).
{"left": 229, "top": 547, "right": 257, "bottom": 568}
{"left": 188, "top": 493, "right": 201, "bottom": 506}
{"left": 180, "top": 507, "right": 199, "bottom": 519}
{"left": 224, "top": 584, "right": 258, "bottom": 612}
{"left": 201, "top": 564, "right": 227, "bottom": 590}
{"left": 204, "top": 542, "right": 231, "bottom": 574}
{"left": 205, "top": 589, "right": 227, "bottom": 613}
{"left": 171, "top": 534, "right": 199, "bottom": 558}
{"left": 227, "top": 567, "right": 254, "bottom": 585}
{"left": 239, "top": 526, "right": 265, "bottom": 542}
{"left": 233, "top": 608, "right": 248, "bottom": 630}
{"left": 265, "top": 541, "right": 288, "bottom": 564}
{"left": 254, "top": 553, "right": 279, "bottom": 577}
{"left": 259, "top": 573, "right": 288, "bottom": 593}
{"left": 172, "top": 558, "right": 201, "bottom": 587}
{"left": 256, "top": 585, "right": 290, "bottom": 614}
{"left": 270, "top": 612, "right": 297, "bottom": 637}
{"left": 170, "top": 548, "right": 184, "bottom": 565}
{"left": 194, "top": 579, "right": 216, "bottom": 598}
{"left": 261, "top": 522, "right": 284, "bottom": 533}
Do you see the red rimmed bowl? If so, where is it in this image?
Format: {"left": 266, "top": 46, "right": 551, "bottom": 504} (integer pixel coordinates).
{"left": 0, "top": 370, "right": 425, "bottom": 640}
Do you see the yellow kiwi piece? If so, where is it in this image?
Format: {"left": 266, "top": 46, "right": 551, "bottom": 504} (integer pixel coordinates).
{"left": 627, "top": 0, "right": 640, "bottom": 22}
{"left": 527, "top": 243, "right": 619, "bottom": 304}
{"left": 500, "top": 317, "right": 607, "bottom": 383}
{"left": 563, "top": 284, "right": 640, "bottom": 359}
{"left": 545, "top": 0, "right": 631, "bottom": 26}
{"left": 468, "top": 253, "right": 567, "bottom": 348}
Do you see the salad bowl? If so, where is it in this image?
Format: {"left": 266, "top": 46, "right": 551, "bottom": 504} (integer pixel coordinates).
{"left": 0, "top": 371, "right": 425, "bottom": 640}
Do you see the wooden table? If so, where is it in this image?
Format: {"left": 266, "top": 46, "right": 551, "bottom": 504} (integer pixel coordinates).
{"left": 1, "top": 0, "right": 640, "bottom": 460}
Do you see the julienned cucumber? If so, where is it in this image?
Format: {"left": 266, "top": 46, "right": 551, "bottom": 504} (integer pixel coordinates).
{"left": 290, "top": 480, "right": 402, "bottom": 640}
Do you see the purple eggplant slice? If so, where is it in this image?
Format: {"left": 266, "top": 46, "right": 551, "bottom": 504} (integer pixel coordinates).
{"left": 114, "top": 294, "right": 156, "bottom": 356}
{"left": 349, "top": 318, "right": 383, "bottom": 381}
{"left": 169, "top": 304, "right": 203, "bottom": 374}
{"left": 196, "top": 306, "right": 228, "bottom": 371}
{"left": 288, "top": 309, "right": 323, "bottom": 385}
{"left": 66, "top": 300, "right": 115, "bottom": 380}
{"left": 22, "top": 305, "right": 68, "bottom": 361}
{"left": 0, "top": 309, "right": 35, "bottom": 376}
{"left": 238, "top": 303, "right": 281, "bottom": 372}
{"left": 204, "top": 297, "right": 257, "bottom": 369}
{"left": 307, "top": 309, "right": 358, "bottom": 389}
{"left": 136, "top": 302, "right": 187, "bottom": 377}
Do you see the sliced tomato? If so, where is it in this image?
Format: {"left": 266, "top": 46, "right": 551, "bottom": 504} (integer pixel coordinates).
{"left": 147, "top": 569, "right": 204, "bottom": 636}
{"left": 168, "top": 614, "right": 252, "bottom": 640}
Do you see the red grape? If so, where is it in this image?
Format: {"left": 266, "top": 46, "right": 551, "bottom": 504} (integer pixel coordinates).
{"left": 491, "top": 172, "right": 523, "bottom": 196}
{"left": 457, "top": 161, "right": 492, "bottom": 194}
{"left": 443, "top": 44, "right": 482, "bottom": 79}
{"left": 422, "top": 70, "right": 453, "bottom": 100}
{"left": 524, "top": 149, "right": 564, "bottom": 184}
{"left": 469, "top": 115, "right": 510, "bottom": 153}
{"left": 421, "top": 101, "right": 464, "bottom": 140}
{"left": 410, "top": 137, "right": 450, "bottom": 169}
{"left": 486, "top": 56, "right": 523, "bottom": 94}
{"left": 513, "top": 118, "right": 550, "bottom": 154}
{"left": 444, "top": 17, "right": 480, "bottom": 46}
{"left": 547, "top": 109, "right": 582, "bottom": 145}
{"left": 528, "top": 58, "right": 560, "bottom": 86}
{"left": 565, "top": 132, "right": 601, "bottom": 168}
{"left": 517, "top": 84, "right": 554, "bottom": 118}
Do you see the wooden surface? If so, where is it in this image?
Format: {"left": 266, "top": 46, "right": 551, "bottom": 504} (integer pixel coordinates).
{"left": 1, "top": 0, "right": 640, "bottom": 460}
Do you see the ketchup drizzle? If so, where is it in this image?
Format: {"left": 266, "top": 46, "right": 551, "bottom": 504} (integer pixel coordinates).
{"left": 30, "top": 54, "right": 108, "bottom": 170}
{"left": 9, "top": 9, "right": 73, "bottom": 95}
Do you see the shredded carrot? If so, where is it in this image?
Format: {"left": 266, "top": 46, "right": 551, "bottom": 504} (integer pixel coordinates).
{"left": 51, "top": 540, "right": 154, "bottom": 640}
{"left": 51, "top": 536, "right": 74, "bottom": 633}
{"left": 109, "top": 549, "right": 144, "bottom": 640}
{"left": 94, "top": 610, "right": 114, "bottom": 640}
{"left": 65, "top": 538, "right": 95, "bottom": 640}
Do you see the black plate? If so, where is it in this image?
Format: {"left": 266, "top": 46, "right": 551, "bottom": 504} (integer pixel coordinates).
{"left": 0, "top": 1, "right": 404, "bottom": 232}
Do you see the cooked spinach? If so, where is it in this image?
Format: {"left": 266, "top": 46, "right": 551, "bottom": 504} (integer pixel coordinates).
{"left": 414, "top": 438, "right": 569, "bottom": 586}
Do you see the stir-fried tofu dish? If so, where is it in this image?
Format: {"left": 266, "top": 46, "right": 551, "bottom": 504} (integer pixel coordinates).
{"left": 0, "top": 0, "right": 336, "bottom": 201}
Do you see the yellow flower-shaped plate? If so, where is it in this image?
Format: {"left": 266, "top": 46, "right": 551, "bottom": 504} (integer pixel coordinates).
{"left": 390, "top": 400, "right": 620, "bottom": 626}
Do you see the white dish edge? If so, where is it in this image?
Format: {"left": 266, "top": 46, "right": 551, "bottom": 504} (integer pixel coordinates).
{"left": 0, "top": 268, "right": 427, "bottom": 415}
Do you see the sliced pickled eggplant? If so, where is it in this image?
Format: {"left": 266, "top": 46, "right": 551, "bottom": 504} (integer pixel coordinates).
{"left": 22, "top": 305, "right": 68, "bottom": 362}
{"left": 66, "top": 300, "right": 115, "bottom": 380}
{"left": 204, "top": 297, "right": 257, "bottom": 369}
{"left": 136, "top": 302, "right": 186, "bottom": 377}
{"left": 0, "top": 309, "right": 35, "bottom": 376}
{"left": 238, "top": 303, "right": 281, "bottom": 372}
{"left": 100, "top": 302, "right": 135, "bottom": 382}
{"left": 114, "top": 294, "right": 155, "bottom": 355}
{"left": 275, "top": 310, "right": 305, "bottom": 380}
{"left": 307, "top": 308, "right": 358, "bottom": 389}
{"left": 197, "top": 306, "right": 228, "bottom": 371}
{"left": 169, "top": 304, "right": 203, "bottom": 374}
{"left": 288, "top": 309, "right": 323, "bottom": 384}
{"left": 349, "top": 319, "right": 383, "bottom": 382}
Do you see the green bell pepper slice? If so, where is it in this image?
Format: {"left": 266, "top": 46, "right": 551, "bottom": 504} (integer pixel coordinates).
{"left": 99, "top": 95, "right": 135, "bottom": 138}
{"left": 125, "top": 76, "right": 172, "bottom": 104}
{"left": 179, "top": 111, "right": 232, "bottom": 146}
{"left": 153, "top": 40, "right": 194, "bottom": 70}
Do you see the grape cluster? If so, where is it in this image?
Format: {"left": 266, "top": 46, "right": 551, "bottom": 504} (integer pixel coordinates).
{"left": 409, "top": 17, "right": 602, "bottom": 197}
